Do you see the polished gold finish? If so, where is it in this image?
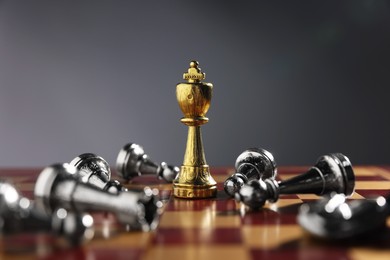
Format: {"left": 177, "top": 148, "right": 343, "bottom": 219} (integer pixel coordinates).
{"left": 173, "top": 61, "right": 217, "bottom": 199}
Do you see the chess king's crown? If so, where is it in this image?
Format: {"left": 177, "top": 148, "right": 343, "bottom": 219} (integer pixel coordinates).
{"left": 183, "top": 61, "right": 205, "bottom": 82}
{"left": 176, "top": 61, "right": 212, "bottom": 126}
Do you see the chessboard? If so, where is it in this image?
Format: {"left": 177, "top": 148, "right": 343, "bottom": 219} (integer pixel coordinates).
{"left": 1, "top": 166, "right": 390, "bottom": 260}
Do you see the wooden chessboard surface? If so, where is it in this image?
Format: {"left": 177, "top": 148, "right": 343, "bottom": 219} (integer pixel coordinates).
{"left": 1, "top": 166, "right": 390, "bottom": 260}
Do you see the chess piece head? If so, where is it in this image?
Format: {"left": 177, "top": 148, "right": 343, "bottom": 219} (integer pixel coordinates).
{"left": 298, "top": 193, "right": 390, "bottom": 239}
{"left": 313, "top": 153, "right": 355, "bottom": 196}
{"left": 224, "top": 148, "right": 277, "bottom": 196}
{"left": 70, "top": 153, "right": 111, "bottom": 183}
{"left": 224, "top": 176, "right": 246, "bottom": 197}
{"left": 235, "top": 179, "right": 273, "bottom": 210}
{"left": 235, "top": 148, "right": 277, "bottom": 179}
{"left": 116, "top": 143, "right": 179, "bottom": 182}
{"left": 70, "top": 153, "right": 126, "bottom": 193}
{"left": 159, "top": 162, "right": 180, "bottom": 183}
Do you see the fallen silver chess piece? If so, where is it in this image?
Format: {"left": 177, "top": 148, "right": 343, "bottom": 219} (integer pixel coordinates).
{"left": 34, "top": 163, "right": 162, "bottom": 231}
{"left": 298, "top": 192, "right": 390, "bottom": 239}
{"left": 224, "top": 148, "right": 277, "bottom": 197}
{"left": 116, "top": 142, "right": 179, "bottom": 182}
{"left": 235, "top": 153, "right": 355, "bottom": 210}
{"left": 0, "top": 180, "right": 94, "bottom": 244}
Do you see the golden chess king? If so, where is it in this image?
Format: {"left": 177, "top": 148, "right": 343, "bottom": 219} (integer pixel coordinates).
{"left": 173, "top": 61, "right": 217, "bottom": 199}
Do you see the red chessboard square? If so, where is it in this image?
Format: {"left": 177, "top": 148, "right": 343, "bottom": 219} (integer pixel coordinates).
{"left": 85, "top": 248, "right": 143, "bottom": 260}
{"left": 159, "top": 189, "right": 172, "bottom": 201}
{"left": 0, "top": 168, "right": 41, "bottom": 177}
{"left": 152, "top": 227, "right": 243, "bottom": 244}
{"left": 355, "top": 175, "right": 389, "bottom": 181}
{"left": 278, "top": 166, "right": 309, "bottom": 175}
{"left": 41, "top": 247, "right": 101, "bottom": 260}
{"left": 20, "top": 190, "right": 34, "bottom": 199}
{"left": 165, "top": 197, "right": 218, "bottom": 211}
{"left": 165, "top": 192, "right": 237, "bottom": 212}
{"left": 216, "top": 182, "right": 225, "bottom": 191}
{"left": 355, "top": 189, "right": 390, "bottom": 198}
{"left": 211, "top": 167, "right": 233, "bottom": 175}
{"left": 241, "top": 208, "right": 298, "bottom": 225}
{"left": 216, "top": 198, "right": 239, "bottom": 212}
{"left": 250, "top": 246, "right": 350, "bottom": 260}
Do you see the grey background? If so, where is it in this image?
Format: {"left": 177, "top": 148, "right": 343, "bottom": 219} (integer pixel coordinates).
{"left": 0, "top": 1, "right": 389, "bottom": 168}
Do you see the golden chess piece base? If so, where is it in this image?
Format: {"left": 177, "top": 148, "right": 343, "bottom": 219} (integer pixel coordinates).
{"left": 173, "top": 125, "right": 217, "bottom": 199}
{"left": 173, "top": 168, "right": 217, "bottom": 199}
{"left": 173, "top": 163, "right": 217, "bottom": 199}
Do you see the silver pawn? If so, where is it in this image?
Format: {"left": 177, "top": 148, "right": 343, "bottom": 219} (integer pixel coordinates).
{"left": 116, "top": 143, "right": 179, "bottom": 183}
{"left": 224, "top": 148, "right": 277, "bottom": 197}
{"left": 70, "top": 153, "right": 126, "bottom": 193}
{"left": 34, "top": 163, "right": 162, "bottom": 231}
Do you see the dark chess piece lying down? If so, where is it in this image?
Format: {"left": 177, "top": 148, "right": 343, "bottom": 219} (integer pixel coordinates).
{"left": 235, "top": 153, "right": 355, "bottom": 210}
{"left": 0, "top": 181, "right": 94, "bottom": 244}
{"left": 34, "top": 163, "right": 162, "bottom": 231}
{"left": 298, "top": 192, "right": 390, "bottom": 239}
{"left": 224, "top": 148, "right": 277, "bottom": 197}
{"left": 116, "top": 143, "right": 179, "bottom": 183}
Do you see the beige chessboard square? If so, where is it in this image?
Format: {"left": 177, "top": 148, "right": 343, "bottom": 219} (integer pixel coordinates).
{"left": 278, "top": 174, "right": 299, "bottom": 180}
{"left": 141, "top": 245, "right": 251, "bottom": 260}
{"left": 373, "top": 167, "right": 390, "bottom": 180}
{"left": 349, "top": 248, "right": 390, "bottom": 260}
{"left": 354, "top": 167, "right": 379, "bottom": 176}
{"left": 297, "top": 192, "right": 364, "bottom": 200}
{"left": 355, "top": 181, "right": 390, "bottom": 190}
{"left": 88, "top": 232, "right": 152, "bottom": 248}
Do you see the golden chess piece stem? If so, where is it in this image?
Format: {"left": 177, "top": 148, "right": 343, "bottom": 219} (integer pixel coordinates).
{"left": 173, "top": 61, "right": 217, "bottom": 199}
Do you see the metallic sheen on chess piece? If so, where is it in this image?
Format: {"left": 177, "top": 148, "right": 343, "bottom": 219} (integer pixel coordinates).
{"left": 116, "top": 143, "right": 179, "bottom": 183}
{"left": 34, "top": 164, "right": 162, "bottom": 231}
{"left": 0, "top": 181, "right": 94, "bottom": 244}
{"left": 298, "top": 193, "right": 390, "bottom": 239}
{"left": 173, "top": 61, "right": 217, "bottom": 199}
{"left": 224, "top": 148, "right": 277, "bottom": 197}
{"left": 70, "top": 153, "right": 127, "bottom": 193}
{"left": 236, "top": 153, "right": 355, "bottom": 210}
